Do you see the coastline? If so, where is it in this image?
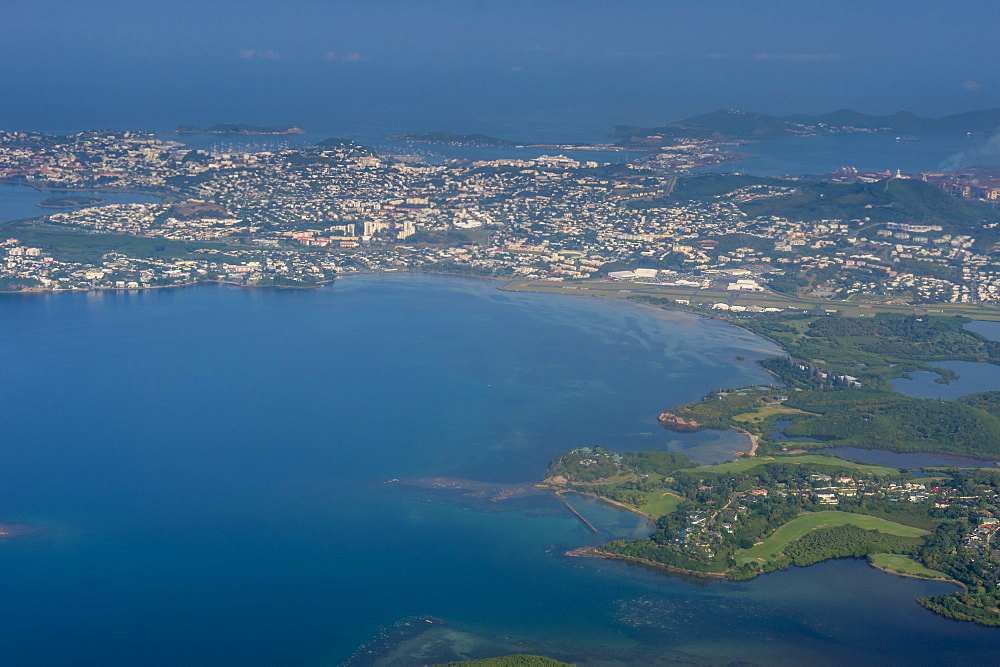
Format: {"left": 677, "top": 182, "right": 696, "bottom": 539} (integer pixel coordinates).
{"left": 0, "top": 276, "right": 337, "bottom": 296}
{"left": 867, "top": 561, "right": 966, "bottom": 590}
{"left": 553, "top": 489, "right": 656, "bottom": 526}
{"left": 732, "top": 426, "right": 759, "bottom": 456}
{"left": 566, "top": 545, "right": 728, "bottom": 579}
{"left": 0, "top": 267, "right": 502, "bottom": 295}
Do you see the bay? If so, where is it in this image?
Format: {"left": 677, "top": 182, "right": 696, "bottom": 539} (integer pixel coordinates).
{"left": 164, "top": 130, "right": 996, "bottom": 177}
{"left": 698, "top": 132, "right": 997, "bottom": 177}
{"left": 892, "top": 360, "right": 1000, "bottom": 400}
{"left": 2, "top": 275, "right": 999, "bottom": 665}
{"left": 0, "top": 183, "right": 161, "bottom": 224}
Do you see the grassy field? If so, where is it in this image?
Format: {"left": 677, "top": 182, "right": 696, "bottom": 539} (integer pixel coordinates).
{"left": 869, "top": 553, "right": 951, "bottom": 580}
{"left": 911, "top": 476, "right": 949, "bottom": 485}
{"left": 693, "top": 455, "right": 898, "bottom": 476}
{"left": 735, "top": 511, "right": 929, "bottom": 565}
{"left": 731, "top": 405, "right": 811, "bottom": 423}
{"left": 639, "top": 490, "right": 683, "bottom": 517}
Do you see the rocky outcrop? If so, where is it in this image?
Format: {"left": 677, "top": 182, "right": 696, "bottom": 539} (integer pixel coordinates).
{"left": 657, "top": 411, "right": 704, "bottom": 432}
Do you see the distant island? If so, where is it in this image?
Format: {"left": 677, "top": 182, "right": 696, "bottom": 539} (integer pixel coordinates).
{"left": 37, "top": 196, "right": 105, "bottom": 209}
{"left": 175, "top": 123, "right": 305, "bottom": 135}
{"left": 613, "top": 107, "right": 1000, "bottom": 145}
{"left": 389, "top": 131, "right": 523, "bottom": 148}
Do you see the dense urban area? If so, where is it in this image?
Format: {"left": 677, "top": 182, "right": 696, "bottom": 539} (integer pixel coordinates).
{"left": 1, "top": 127, "right": 999, "bottom": 305}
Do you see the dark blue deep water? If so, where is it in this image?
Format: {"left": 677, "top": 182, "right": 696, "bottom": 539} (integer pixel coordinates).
{"left": 2, "top": 276, "right": 1000, "bottom": 665}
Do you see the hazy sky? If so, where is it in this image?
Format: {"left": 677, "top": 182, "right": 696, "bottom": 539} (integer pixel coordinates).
{"left": 2, "top": 0, "right": 999, "bottom": 138}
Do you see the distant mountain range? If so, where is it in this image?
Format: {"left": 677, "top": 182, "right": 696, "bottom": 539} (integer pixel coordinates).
{"left": 612, "top": 108, "right": 1000, "bottom": 145}
{"left": 628, "top": 173, "right": 1000, "bottom": 228}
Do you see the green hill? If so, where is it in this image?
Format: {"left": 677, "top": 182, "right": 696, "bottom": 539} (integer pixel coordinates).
{"left": 614, "top": 107, "right": 1000, "bottom": 142}
{"left": 630, "top": 173, "right": 999, "bottom": 227}
{"left": 738, "top": 177, "right": 1000, "bottom": 226}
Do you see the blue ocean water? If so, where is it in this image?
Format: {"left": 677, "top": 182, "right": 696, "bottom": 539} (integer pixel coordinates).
{"left": 4, "top": 276, "right": 999, "bottom": 664}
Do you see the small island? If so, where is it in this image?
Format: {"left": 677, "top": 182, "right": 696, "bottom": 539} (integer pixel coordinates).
{"left": 37, "top": 196, "right": 105, "bottom": 209}
{"left": 541, "top": 310, "right": 1000, "bottom": 627}
{"left": 175, "top": 123, "right": 305, "bottom": 135}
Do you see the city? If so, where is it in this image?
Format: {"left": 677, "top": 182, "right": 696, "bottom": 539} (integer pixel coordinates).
{"left": 3, "top": 128, "right": 999, "bottom": 307}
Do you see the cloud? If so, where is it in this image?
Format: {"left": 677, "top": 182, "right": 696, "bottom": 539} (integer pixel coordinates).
{"left": 963, "top": 80, "right": 983, "bottom": 91}
{"left": 239, "top": 48, "right": 282, "bottom": 60}
{"left": 324, "top": 51, "right": 364, "bottom": 62}
{"left": 510, "top": 66, "right": 524, "bottom": 72}
{"left": 753, "top": 53, "right": 840, "bottom": 61}
{"left": 940, "top": 129, "right": 1000, "bottom": 171}
{"left": 703, "top": 52, "right": 840, "bottom": 62}
{"left": 604, "top": 50, "right": 668, "bottom": 59}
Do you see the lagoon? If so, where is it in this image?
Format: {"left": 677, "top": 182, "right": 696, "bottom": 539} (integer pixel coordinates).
{"left": 892, "top": 359, "right": 1000, "bottom": 400}
{"left": 0, "top": 183, "right": 161, "bottom": 224}
{"left": 2, "top": 276, "right": 999, "bottom": 664}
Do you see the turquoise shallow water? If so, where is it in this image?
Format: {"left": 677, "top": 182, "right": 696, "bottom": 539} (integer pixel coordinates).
{"left": 1, "top": 275, "right": 999, "bottom": 664}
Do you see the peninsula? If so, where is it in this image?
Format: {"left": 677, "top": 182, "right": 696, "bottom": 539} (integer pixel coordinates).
{"left": 613, "top": 107, "right": 1000, "bottom": 145}
{"left": 542, "top": 308, "right": 1000, "bottom": 627}
{"left": 37, "top": 196, "right": 105, "bottom": 209}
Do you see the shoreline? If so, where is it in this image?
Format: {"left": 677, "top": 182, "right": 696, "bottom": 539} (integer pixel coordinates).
{"left": 0, "top": 267, "right": 501, "bottom": 295}
{"left": 566, "top": 545, "right": 728, "bottom": 579}
{"left": 554, "top": 489, "right": 656, "bottom": 526}
{"left": 732, "top": 426, "right": 759, "bottom": 456}
{"left": 868, "top": 561, "right": 967, "bottom": 590}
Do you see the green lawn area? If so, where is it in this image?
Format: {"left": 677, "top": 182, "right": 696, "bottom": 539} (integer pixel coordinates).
{"left": 694, "top": 455, "right": 897, "bottom": 476}
{"left": 869, "top": 553, "right": 951, "bottom": 581}
{"left": 735, "top": 511, "right": 929, "bottom": 565}
{"left": 911, "top": 476, "right": 949, "bottom": 485}
{"left": 639, "top": 490, "right": 683, "bottom": 517}
{"left": 731, "top": 405, "right": 811, "bottom": 423}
